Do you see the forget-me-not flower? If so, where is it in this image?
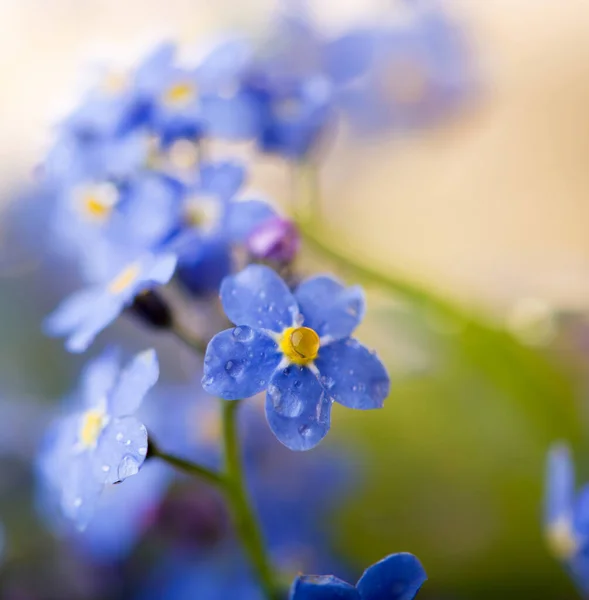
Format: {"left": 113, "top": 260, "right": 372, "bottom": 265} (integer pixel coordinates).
{"left": 202, "top": 265, "right": 390, "bottom": 451}
{"left": 544, "top": 443, "right": 589, "bottom": 595}
{"left": 45, "top": 252, "right": 177, "bottom": 353}
{"left": 290, "top": 553, "right": 427, "bottom": 600}
{"left": 37, "top": 348, "right": 159, "bottom": 529}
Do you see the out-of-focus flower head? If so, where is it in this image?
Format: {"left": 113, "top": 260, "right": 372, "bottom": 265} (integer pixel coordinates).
{"left": 44, "top": 252, "right": 176, "bottom": 353}
{"left": 290, "top": 553, "right": 427, "bottom": 600}
{"left": 544, "top": 443, "right": 589, "bottom": 595}
{"left": 37, "top": 348, "right": 159, "bottom": 529}
{"left": 202, "top": 265, "right": 390, "bottom": 451}
{"left": 332, "top": 3, "right": 476, "bottom": 135}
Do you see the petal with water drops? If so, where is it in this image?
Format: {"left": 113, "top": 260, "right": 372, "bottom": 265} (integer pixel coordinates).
{"left": 202, "top": 327, "right": 281, "bottom": 400}
{"left": 265, "top": 365, "right": 332, "bottom": 451}
{"left": 94, "top": 416, "right": 148, "bottom": 485}
{"left": 220, "top": 265, "right": 299, "bottom": 332}
{"left": 295, "top": 275, "right": 365, "bottom": 341}
{"left": 315, "top": 339, "right": 389, "bottom": 410}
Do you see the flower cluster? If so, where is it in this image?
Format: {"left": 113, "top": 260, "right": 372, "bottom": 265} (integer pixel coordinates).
{"left": 29, "top": 2, "right": 479, "bottom": 597}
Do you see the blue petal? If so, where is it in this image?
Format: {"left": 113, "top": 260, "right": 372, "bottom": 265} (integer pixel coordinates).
{"left": 545, "top": 443, "right": 575, "bottom": 526}
{"left": 290, "top": 575, "right": 359, "bottom": 600}
{"left": 199, "top": 160, "right": 245, "bottom": 200}
{"left": 202, "top": 327, "right": 281, "bottom": 400}
{"left": 95, "top": 416, "right": 148, "bottom": 485}
{"left": 324, "top": 30, "right": 377, "bottom": 86}
{"left": 145, "top": 253, "right": 178, "bottom": 286}
{"left": 356, "top": 553, "right": 427, "bottom": 600}
{"left": 265, "top": 365, "right": 332, "bottom": 451}
{"left": 220, "top": 265, "right": 299, "bottom": 332}
{"left": 65, "top": 295, "right": 124, "bottom": 354}
{"left": 109, "top": 349, "right": 159, "bottom": 417}
{"left": 295, "top": 276, "right": 365, "bottom": 341}
{"left": 315, "top": 339, "right": 389, "bottom": 410}
{"left": 573, "top": 484, "right": 589, "bottom": 538}
{"left": 44, "top": 287, "right": 101, "bottom": 337}
{"left": 201, "top": 93, "right": 261, "bottom": 140}
{"left": 225, "top": 199, "right": 276, "bottom": 243}
{"left": 61, "top": 452, "right": 104, "bottom": 530}
{"left": 197, "top": 39, "right": 252, "bottom": 92}
{"left": 81, "top": 348, "right": 121, "bottom": 409}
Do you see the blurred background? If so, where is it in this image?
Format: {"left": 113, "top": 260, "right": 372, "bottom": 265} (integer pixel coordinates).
{"left": 1, "top": 0, "right": 589, "bottom": 598}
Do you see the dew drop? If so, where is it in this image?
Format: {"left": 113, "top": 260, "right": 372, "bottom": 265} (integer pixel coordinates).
{"left": 298, "top": 424, "right": 311, "bottom": 438}
{"left": 202, "top": 375, "right": 214, "bottom": 387}
{"left": 351, "top": 385, "right": 358, "bottom": 392}
{"left": 102, "top": 465, "right": 110, "bottom": 473}
{"left": 320, "top": 376, "right": 335, "bottom": 390}
{"left": 259, "top": 290, "right": 267, "bottom": 300}
{"left": 124, "top": 439, "right": 131, "bottom": 446}
{"left": 73, "top": 497, "right": 82, "bottom": 508}
{"left": 270, "top": 387, "right": 304, "bottom": 417}
{"left": 258, "top": 379, "right": 266, "bottom": 387}
{"left": 293, "top": 379, "right": 302, "bottom": 389}
{"left": 232, "top": 326, "right": 254, "bottom": 342}
{"left": 138, "top": 446, "right": 148, "bottom": 456}
{"left": 118, "top": 455, "right": 140, "bottom": 480}
{"left": 116, "top": 432, "right": 124, "bottom": 442}
{"left": 225, "top": 360, "right": 245, "bottom": 380}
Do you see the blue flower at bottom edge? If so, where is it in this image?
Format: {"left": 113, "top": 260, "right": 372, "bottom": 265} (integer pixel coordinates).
{"left": 544, "top": 443, "right": 589, "bottom": 595}
{"left": 202, "top": 265, "right": 390, "bottom": 451}
{"left": 44, "top": 252, "right": 177, "bottom": 353}
{"left": 38, "top": 348, "right": 159, "bottom": 529}
{"left": 290, "top": 553, "right": 427, "bottom": 600}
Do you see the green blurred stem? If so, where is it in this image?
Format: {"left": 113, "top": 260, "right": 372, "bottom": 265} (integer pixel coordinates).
{"left": 222, "top": 400, "right": 281, "bottom": 600}
{"left": 170, "top": 320, "right": 208, "bottom": 355}
{"left": 150, "top": 444, "right": 225, "bottom": 488}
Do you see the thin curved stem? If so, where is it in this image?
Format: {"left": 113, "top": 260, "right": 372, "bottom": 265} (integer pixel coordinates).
{"left": 170, "top": 320, "right": 209, "bottom": 355}
{"left": 150, "top": 443, "right": 225, "bottom": 488}
{"left": 222, "top": 400, "right": 280, "bottom": 600}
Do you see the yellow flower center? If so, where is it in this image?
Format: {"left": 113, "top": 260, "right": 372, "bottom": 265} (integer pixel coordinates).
{"left": 546, "top": 517, "right": 578, "bottom": 560}
{"left": 76, "top": 183, "right": 119, "bottom": 223}
{"left": 183, "top": 195, "right": 222, "bottom": 233}
{"left": 80, "top": 409, "right": 106, "bottom": 447}
{"left": 280, "top": 327, "right": 320, "bottom": 365}
{"left": 108, "top": 262, "right": 141, "bottom": 295}
{"left": 164, "top": 82, "right": 196, "bottom": 106}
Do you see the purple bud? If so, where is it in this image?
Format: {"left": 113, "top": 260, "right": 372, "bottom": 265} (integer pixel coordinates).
{"left": 246, "top": 216, "right": 301, "bottom": 263}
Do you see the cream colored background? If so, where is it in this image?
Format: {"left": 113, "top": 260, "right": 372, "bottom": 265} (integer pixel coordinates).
{"left": 1, "top": 0, "right": 589, "bottom": 311}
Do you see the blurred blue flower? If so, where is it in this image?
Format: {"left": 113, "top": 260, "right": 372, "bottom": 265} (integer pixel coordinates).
{"left": 45, "top": 252, "right": 177, "bottom": 353}
{"left": 333, "top": 6, "right": 475, "bottom": 135}
{"left": 137, "top": 548, "right": 264, "bottom": 600}
{"left": 77, "top": 461, "right": 172, "bottom": 562}
{"left": 170, "top": 160, "right": 276, "bottom": 295}
{"left": 202, "top": 265, "right": 390, "bottom": 450}
{"left": 290, "top": 553, "right": 427, "bottom": 600}
{"left": 544, "top": 443, "right": 589, "bottom": 595}
{"left": 37, "top": 348, "right": 159, "bottom": 529}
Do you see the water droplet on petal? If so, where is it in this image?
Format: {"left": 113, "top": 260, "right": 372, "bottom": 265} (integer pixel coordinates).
{"left": 118, "top": 455, "right": 140, "bottom": 480}
{"left": 225, "top": 360, "right": 245, "bottom": 380}
{"left": 73, "top": 497, "right": 82, "bottom": 508}
{"left": 269, "top": 385, "right": 304, "bottom": 417}
{"left": 124, "top": 439, "right": 131, "bottom": 446}
{"left": 232, "top": 326, "right": 254, "bottom": 342}
{"left": 258, "top": 379, "right": 266, "bottom": 387}
{"left": 102, "top": 465, "right": 110, "bottom": 473}
{"left": 298, "top": 424, "right": 311, "bottom": 438}
{"left": 202, "top": 375, "right": 214, "bottom": 387}
{"left": 320, "top": 376, "right": 335, "bottom": 390}
{"left": 138, "top": 446, "right": 148, "bottom": 456}
{"left": 116, "top": 432, "right": 124, "bottom": 442}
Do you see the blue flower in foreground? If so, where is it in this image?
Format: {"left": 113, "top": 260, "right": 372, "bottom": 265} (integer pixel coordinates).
{"left": 290, "top": 553, "right": 427, "bottom": 600}
{"left": 45, "top": 252, "right": 177, "bottom": 353}
{"left": 544, "top": 443, "right": 589, "bottom": 595}
{"left": 202, "top": 265, "right": 389, "bottom": 450}
{"left": 38, "top": 349, "right": 159, "bottom": 529}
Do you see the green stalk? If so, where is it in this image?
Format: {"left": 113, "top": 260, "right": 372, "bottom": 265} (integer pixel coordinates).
{"left": 222, "top": 400, "right": 281, "bottom": 600}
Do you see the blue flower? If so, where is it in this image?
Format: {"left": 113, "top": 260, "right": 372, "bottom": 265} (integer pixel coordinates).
{"left": 45, "top": 252, "right": 177, "bottom": 353}
{"left": 544, "top": 443, "right": 589, "bottom": 595}
{"left": 290, "top": 553, "right": 427, "bottom": 600}
{"left": 169, "top": 160, "right": 276, "bottom": 295}
{"left": 202, "top": 265, "right": 389, "bottom": 450}
{"left": 37, "top": 348, "right": 159, "bottom": 529}
{"left": 333, "top": 6, "right": 475, "bottom": 135}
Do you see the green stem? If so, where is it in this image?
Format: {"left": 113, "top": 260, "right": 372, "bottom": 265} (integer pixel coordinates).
{"left": 222, "top": 400, "right": 280, "bottom": 600}
{"left": 171, "top": 320, "right": 209, "bottom": 355}
{"left": 150, "top": 443, "right": 225, "bottom": 488}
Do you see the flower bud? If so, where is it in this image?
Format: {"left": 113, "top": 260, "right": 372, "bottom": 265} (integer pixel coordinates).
{"left": 246, "top": 216, "right": 300, "bottom": 264}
